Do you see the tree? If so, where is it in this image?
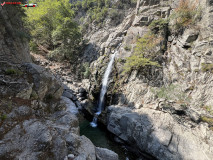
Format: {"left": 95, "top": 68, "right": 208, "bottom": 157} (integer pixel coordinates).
{"left": 25, "top": 0, "right": 82, "bottom": 61}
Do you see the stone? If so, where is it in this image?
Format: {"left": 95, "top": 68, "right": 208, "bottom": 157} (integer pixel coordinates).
{"left": 63, "top": 90, "right": 78, "bottom": 101}
{"left": 22, "top": 63, "right": 63, "bottom": 100}
{"left": 16, "top": 83, "right": 33, "bottom": 99}
{"left": 74, "top": 154, "right": 87, "bottom": 160}
{"left": 68, "top": 154, "right": 75, "bottom": 160}
{"left": 96, "top": 147, "right": 119, "bottom": 160}
{"left": 205, "top": 49, "right": 212, "bottom": 55}
{"left": 186, "top": 109, "right": 200, "bottom": 123}
{"left": 179, "top": 29, "right": 199, "bottom": 47}
{"left": 0, "top": 6, "right": 31, "bottom": 64}
{"left": 107, "top": 105, "right": 213, "bottom": 160}
{"left": 76, "top": 136, "right": 96, "bottom": 160}
{"left": 61, "top": 96, "right": 78, "bottom": 115}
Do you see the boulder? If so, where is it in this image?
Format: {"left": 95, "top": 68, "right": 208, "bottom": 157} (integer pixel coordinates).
{"left": 22, "top": 63, "right": 63, "bottom": 100}
{"left": 63, "top": 90, "right": 78, "bottom": 101}
{"left": 96, "top": 147, "right": 119, "bottom": 160}
{"left": 61, "top": 96, "right": 78, "bottom": 115}
{"left": 76, "top": 136, "right": 96, "bottom": 160}
{"left": 107, "top": 105, "right": 213, "bottom": 160}
{"left": 179, "top": 29, "right": 199, "bottom": 47}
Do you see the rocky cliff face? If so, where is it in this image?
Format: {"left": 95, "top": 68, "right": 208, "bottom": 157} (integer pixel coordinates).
{"left": 80, "top": 0, "right": 213, "bottom": 159}
{"left": 0, "top": 6, "right": 31, "bottom": 64}
{"left": 0, "top": 61, "right": 98, "bottom": 160}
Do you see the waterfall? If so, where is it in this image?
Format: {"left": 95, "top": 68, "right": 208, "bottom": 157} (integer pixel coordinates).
{"left": 90, "top": 53, "right": 116, "bottom": 127}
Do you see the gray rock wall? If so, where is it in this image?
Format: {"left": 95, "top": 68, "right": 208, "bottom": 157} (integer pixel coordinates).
{"left": 0, "top": 6, "right": 31, "bottom": 64}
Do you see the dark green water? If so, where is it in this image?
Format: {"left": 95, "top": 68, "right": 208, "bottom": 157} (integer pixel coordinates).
{"left": 79, "top": 116, "right": 138, "bottom": 160}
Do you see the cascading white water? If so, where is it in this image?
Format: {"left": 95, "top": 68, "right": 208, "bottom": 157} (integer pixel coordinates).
{"left": 90, "top": 53, "right": 116, "bottom": 127}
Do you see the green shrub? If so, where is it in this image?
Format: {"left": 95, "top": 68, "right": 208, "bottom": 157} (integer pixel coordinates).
{"left": 201, "top": 63, "right": 213, "bottom": 72}
{"left": 155, "top": 84, "right": 176, "bottom": 99}
{"left": 203, "top": 106, "right": 213, "bottom": 116}
{"left": 81, "top": 62, "right": 91, "bottom": 79}
{"left": 124, "top": 45, "right": 131, "bottom": 51}
{"left": 91, "top": 6, "right": 108, "bottom": 23}
{"left": 201, "top": 116, "right": 213, "bottom": 125}
{"left": 5, "top": 68, "right": 23, "bottom": 76}
{"left": 149, "top": 18, "right": 169, "bottom": 34}
{"left": 123, "top": 32, "right": 161, "bottom": 73}
{"left": 170, "top": 0, "right": 202, "bottom": 31}
{"left": 29, "top": 41, "right": 39, "bottom": 53}
{"left": 50, "top": 17, "right": 82, "bottom": 62}
{"left": 30, "top": 90, "right": 38, "bottom": 100}
{"left": 108, "top": 9, "right": 120, "bottom": 19}
{"left": 0, "top": 114, "right": 7, "bottom": 121}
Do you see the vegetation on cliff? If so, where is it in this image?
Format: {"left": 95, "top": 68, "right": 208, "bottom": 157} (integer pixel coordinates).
{"left": 123, "top": 32, "right": 161, "bottom": 73}
{"left": 73, "top": 0, "right": 137, "bottom": 30}
{"left": 123, "top": 0, "right": 202, "bottom": 74}
{"left": 170, "top": 0, "right": 202, "bottom": 32}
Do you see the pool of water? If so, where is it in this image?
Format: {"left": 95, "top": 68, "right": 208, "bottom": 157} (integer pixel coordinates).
{"left": 79, "top": 115, "right": 138, "bottom": 160}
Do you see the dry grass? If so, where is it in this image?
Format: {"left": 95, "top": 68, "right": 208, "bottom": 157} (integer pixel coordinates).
{"left": 171, "top": 0, "right": 201, "bottom": 30}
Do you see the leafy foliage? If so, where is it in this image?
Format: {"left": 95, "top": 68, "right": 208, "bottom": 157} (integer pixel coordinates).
{"left": 81, "top": 62, "right": 91, "bottom": 79}
{"left": 124, "top": 45, "right": 131, "bottom": 51}
{"left": 200, "top": 116, "right": 213, "bottom": 126}
{"left": 5, "top": 68, "right": 23, "bottom": 76}
{"left": 0, "top": 114, "right": 7, "bottom": 121}
{"left": 149, "top": 18, "right": 169, "bottom": 34}
{"left": 25, "top": 0, "right": 82, "bottom": 62}
{"left": 123, "top": 32, "right": 161, "bottom": 73}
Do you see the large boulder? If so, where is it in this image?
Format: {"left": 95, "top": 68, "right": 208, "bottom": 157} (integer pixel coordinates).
{"left": 22, "top": 63, "right": 64, "bottom": 100}
{"left": 107, "top": 105, "right": 213, "bottom": 160}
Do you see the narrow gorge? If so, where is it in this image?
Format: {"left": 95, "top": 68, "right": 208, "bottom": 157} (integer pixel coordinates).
{"left": 1, "top": 0, "right": 213, "bottom": 160}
